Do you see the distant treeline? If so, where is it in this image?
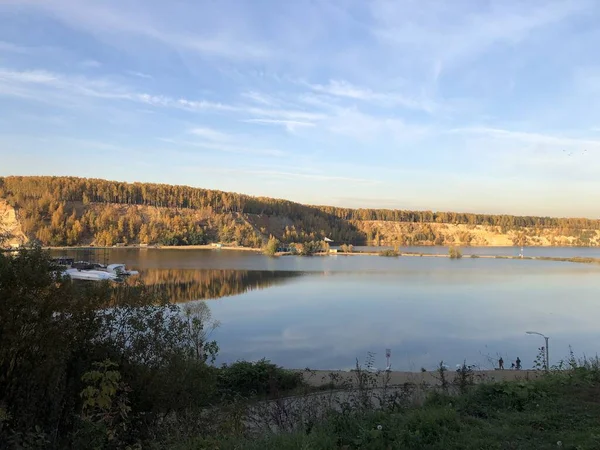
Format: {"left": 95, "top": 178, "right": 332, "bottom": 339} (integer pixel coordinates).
{"left": 1, "top": 176, "right": 599, "bottom": 247}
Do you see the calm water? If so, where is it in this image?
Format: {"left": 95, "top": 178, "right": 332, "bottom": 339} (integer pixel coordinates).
{"left": 53, "top": 247, "right": 600, "bottom": 371}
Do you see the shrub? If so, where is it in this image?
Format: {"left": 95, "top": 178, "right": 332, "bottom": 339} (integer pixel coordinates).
{"left": 449, "top": 247, "right": 462, "bottom": 259}
{"left": 217, "top": 359, "right": 304, "bottom": 398}
{"left": 263, "top": 237, "right": 279, "bottom": 256}
{"left": 379, "top": 249, "right": 399, "bottom": 257}
{"left": 339, "top": 244, "right": 354, "bottom": 253}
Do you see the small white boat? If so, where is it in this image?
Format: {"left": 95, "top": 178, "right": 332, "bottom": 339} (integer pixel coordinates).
{"left": 64, "top": 268, "right": 118, "bottom": 281}
{"left": 106, "top": 264, "right": 139, "bottom": 277}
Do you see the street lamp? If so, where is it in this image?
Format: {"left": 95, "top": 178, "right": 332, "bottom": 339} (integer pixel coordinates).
{"left": 526, "top": 331, "right": 549, "bottom": 371}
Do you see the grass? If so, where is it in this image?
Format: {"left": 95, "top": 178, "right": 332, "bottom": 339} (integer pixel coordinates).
{"left": 378, "top": 249, "right": 399, "bottom": 257}
{"left": 176, "top": 365, "right": 600, "bottom": 449}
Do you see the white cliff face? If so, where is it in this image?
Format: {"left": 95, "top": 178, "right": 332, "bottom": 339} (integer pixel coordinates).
{"left": 0, "top": 200, "right": 27, "bottom": 246}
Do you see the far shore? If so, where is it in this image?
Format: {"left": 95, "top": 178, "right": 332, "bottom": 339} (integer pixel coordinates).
{"left": 41, "top": 244, "right": 600, "bottom": 265}
{"left": 46, "top": 244, "right": 262, "bottom": 252}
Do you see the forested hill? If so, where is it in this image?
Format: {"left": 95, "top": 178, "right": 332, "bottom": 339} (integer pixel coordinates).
{"left": 1, "top": 176, "right": 599, "bottom": 247}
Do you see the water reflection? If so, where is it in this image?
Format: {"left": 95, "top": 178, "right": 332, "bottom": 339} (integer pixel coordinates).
{"left": 138, "top": 269, "right": 303, "bottom": 303}
{"left": 204, "top": 262, "right": 600, "bottom": 370}
{"left": 50, "top": 248, "right": 600, "bottom": 370}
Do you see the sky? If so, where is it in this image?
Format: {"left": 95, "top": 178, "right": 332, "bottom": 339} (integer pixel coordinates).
{"left": 1, "top": 0, "right": 600, "bottom": 217}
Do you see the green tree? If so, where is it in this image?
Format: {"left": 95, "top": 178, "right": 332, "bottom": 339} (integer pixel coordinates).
{"left": 263, "top": 236, "right": 279, "bottom": 256}
{"left": 181, "top": 302, "right": 220, "bottom": 363}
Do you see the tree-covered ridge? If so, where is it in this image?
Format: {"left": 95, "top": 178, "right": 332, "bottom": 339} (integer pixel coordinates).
{"left": 0, "top": 176, "right": 364, "bottom": 246}
{"left": 1, "top": 175, "right": 599, "bottom": 247}
{"left": 3, "top": 175, "right": 598, "bottom": 228}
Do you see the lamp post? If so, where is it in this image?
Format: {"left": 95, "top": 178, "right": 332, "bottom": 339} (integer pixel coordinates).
{"left": 526, "top": 331, "right": 549, "bottom": 371}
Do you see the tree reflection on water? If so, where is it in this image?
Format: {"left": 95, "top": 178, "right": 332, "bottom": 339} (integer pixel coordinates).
{"left": 137, "top": 269, "right": 303, "bottom": 303}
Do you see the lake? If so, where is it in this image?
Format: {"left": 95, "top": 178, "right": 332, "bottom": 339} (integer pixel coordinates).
{"left": 53, "top": 247, "right": 600, "bottom": 371}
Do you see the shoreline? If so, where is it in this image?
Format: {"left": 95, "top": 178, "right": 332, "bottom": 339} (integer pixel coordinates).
{"left": 46, "top": 244, "right": 262, "bottom": 252}
{"left": 299, "top": 369, "right": 541, "bottom": 387}
{"left": 42, "top": 245, "right": 600, "bottom": 265}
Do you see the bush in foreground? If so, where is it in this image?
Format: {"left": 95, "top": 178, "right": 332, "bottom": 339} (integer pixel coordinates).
{"left": 218, "top": 359, "right": 304, "bottom": 398}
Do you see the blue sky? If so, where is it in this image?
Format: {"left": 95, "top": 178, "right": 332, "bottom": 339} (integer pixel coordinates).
{"left": 1, "top": 0, "right": 599, "bottom": 217}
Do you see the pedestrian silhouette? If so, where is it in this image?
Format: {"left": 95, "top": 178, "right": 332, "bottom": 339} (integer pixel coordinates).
{"left": 516, "top": 357, "right": 522, "bottom": 370}
{"left": 498, "top": 357, "right": 504, "bottom": 370}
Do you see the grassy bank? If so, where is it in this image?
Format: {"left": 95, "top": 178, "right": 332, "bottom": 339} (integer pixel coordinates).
{"left": 178, "top": 363, "right": 600, "bottom": 449}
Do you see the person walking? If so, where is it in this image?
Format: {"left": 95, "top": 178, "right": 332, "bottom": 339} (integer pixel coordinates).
{"left": 498, "top": 357, "right": 504, "bottom": 370}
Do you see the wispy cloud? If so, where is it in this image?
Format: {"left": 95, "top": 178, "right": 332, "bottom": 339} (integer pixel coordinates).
{"left": 162, "top": 137, "right": 284, "bottom": 157}
{"left": 308, "top": 79, "right": 437, "bottom": 112}
{"left": 189, "top": 127, "right": 231, "bottom": 141}
{"left": 0, "top": 67, "right": 332, "bottom": 129}
{"left": 0, "top": 68, "right": 133, "bottom": 101}
{"left": 126, "top": 70, "right": 152, "bottom": 79}
{"left": 246, "top": 106, "right": 327, "bottom": 122}
{"left": 243, "top": 119, "right": 315, "bottom": 132}
{"left": 370, "top": 0, "right": 591, "bottom": 69}
{"left": 241, "top": 91, "right": 278, "bottom": 106}
{"left": 452, "top": 126, "right": 600, "bottom": 149}
{"left": 12, "top": 0, "right": 273, "bottom": 61}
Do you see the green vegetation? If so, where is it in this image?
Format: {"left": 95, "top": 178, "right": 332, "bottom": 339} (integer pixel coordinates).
{"left": 263, "top": 236, "right": 280, "bottom": 256}
{"left": 449, "top": 247, "right": 463, "bottom": 259}
{"left": 2, "top": 176, "right": 600, "bottom": 248}
{"left": 0, "top": 247, "right": 303, "bottom": 448}
{"left": 295, "top": 240, "right": 328, "bottom": 256}
{"left": 181, "top": 361, "right": 600, "bottom": 450}
{"left": 218, "top": 359, "right": 303, "bottom": 398}
{"left": 379, "top": 249, "right": 400, "bottom": 257}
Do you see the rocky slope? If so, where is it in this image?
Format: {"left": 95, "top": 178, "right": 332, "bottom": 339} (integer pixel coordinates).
{"left": 0, "top": 200, "right": 27, "bottom": 246}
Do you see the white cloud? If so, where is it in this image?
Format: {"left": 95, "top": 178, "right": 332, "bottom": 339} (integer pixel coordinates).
{"left": 243, "top": 119, "right": 315, "bottom": 132}
{"left": 246, "top": 106, "right": 327, "bottom": 122}
{"left": 452, "top": 127, "right": 600, "bottom": 149}
{"left": 307, "top": 79, "right": 438, "bottom": 112}
{"left": 241, "top": 91, "right": 278, "bottom": 106}
{"left": 189, "top": 127, "right": 231, "bottom": 141}
{"left": 0, "top": 67, "right": 333, "bottom": 129}
{"left": 310, "top": 79, "right": 375, "bottom": 100}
